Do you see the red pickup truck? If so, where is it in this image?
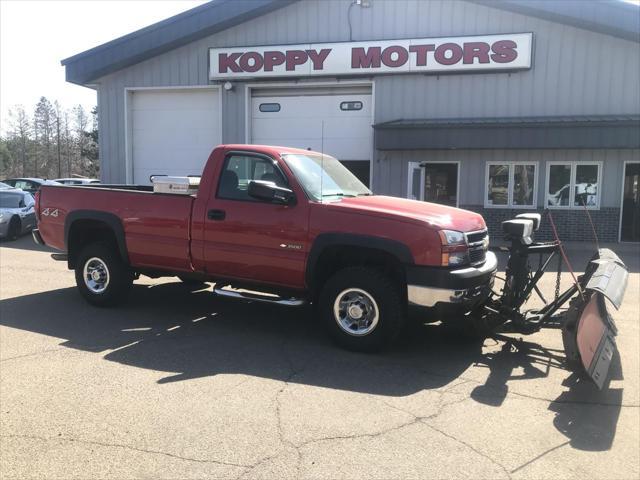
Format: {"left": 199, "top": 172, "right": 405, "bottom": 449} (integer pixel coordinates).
{"left": 34, "top": 144, "right": 496, "bottom": 351}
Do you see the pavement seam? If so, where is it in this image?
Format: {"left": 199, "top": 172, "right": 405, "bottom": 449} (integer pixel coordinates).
{"left": 1, "top": 433, "right": 249, "bottom": 469}
{"left": 509, "top": 440, "right": 571, "bottom": 474}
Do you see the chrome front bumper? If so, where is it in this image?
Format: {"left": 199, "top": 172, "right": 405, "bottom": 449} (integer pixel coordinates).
{"left": 406, "top": 251, "right": 497, "bottom": 310}
{"left": 407, "top": 283, "right": 492, "bottom": 308}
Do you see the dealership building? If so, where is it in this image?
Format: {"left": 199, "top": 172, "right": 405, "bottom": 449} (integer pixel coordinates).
{"left": 62, "top": 0, "right": 640, "bottom": 242}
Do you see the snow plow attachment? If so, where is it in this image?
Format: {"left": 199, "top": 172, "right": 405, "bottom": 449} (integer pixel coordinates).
{"left": 562, "top": 249, "right": 628, "bottom": 389}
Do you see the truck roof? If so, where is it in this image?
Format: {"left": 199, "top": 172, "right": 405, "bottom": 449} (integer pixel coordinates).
{"left": 221, "top": 144, "right": 324, "bottom": 157}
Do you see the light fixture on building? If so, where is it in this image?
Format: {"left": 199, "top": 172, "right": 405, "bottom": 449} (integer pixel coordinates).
{"left": 223, "top": 81, "right": 234, "bottom": 91}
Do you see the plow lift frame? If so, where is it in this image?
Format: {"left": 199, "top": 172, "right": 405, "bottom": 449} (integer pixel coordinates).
{"left": 473, "top": 212, "right": 629, "bottom": 390}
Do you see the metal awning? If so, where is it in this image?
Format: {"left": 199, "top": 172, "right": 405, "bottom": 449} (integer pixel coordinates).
{"left": 373, "top": 115, "right": 640, "bottom": 150}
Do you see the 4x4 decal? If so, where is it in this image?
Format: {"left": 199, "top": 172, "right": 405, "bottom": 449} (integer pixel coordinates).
{"left": 41, "top": 208, "right": 59, "bottom": 218}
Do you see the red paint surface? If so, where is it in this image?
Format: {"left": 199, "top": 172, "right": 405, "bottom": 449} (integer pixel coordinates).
{"left": 576, "top": 295, "right": 607, "bottom": 370}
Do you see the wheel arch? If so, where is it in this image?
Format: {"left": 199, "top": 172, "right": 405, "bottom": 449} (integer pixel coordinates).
{"left": 306, "top": 233, "right": 413, "bottom": 296}
{"left": 64, "top": 210, "right": 129, "bottom": 269}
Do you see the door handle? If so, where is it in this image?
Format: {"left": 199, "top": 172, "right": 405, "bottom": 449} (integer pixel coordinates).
{"left": 207, "top": 209, "right": 226, "bottom": 221}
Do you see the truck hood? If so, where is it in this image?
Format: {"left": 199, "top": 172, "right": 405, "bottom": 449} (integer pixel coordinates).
{"left": 330, "top": 195, "right": 486, "bottom": 232}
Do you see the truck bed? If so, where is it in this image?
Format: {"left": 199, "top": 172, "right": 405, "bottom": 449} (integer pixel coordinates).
{"left": 38, "top": 184, "right": 196, "bottom": 272}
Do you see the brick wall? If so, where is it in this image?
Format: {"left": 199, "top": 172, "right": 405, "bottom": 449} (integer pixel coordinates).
{"left": 461, "top": 205, "right": 621, "bottom": 242}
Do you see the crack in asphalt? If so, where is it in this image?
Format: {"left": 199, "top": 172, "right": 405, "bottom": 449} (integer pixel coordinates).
{"left": 0, "top": 347, "right": 73, "bottom": 363}
{"left": 1, "top": 433, "right": 249, "bottom": 469}
{"left": 417, "top": 367, "right": 640, "bottom": 408}
{"left": 379, "top": 394, "right": 513, "bottom": 478}
{"left": 510, "top": 440, "right": 571, "bottom": 474}
{"left": 421, "top": 422, "right": 513, "bottom": 480}
{"left": 236, "top": 335, "right": 310, "bottom": 480}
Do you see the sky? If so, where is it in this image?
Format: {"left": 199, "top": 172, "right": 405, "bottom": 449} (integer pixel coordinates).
{"left": 0, "top": 0, "right": 207, "bottom": 132}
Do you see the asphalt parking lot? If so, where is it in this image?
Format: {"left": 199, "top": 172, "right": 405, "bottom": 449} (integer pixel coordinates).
{"left": 1, "top": 235, "right": 638, "bottom": 479}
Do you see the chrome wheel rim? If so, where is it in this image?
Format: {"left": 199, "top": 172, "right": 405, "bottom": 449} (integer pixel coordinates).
{"left": 83, "top": 257, "right": 110, "bottom": 294}
{"left": 333, "top": 288, "right": 380, "bottom": 336}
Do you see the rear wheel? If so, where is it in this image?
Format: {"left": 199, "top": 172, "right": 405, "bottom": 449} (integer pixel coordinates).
{"left": 75, "top": 242, "right": 133, "bottom": 307}
{"left": 319, "top": 267, "right": 405, "bottom": 352}
{"left": 6, "top": 217, "right": 20, "bottom": 241}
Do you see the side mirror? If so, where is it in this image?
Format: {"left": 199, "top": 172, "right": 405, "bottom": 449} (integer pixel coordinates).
{"left": 248, "top": 180, "right": 295, "bottom": 205}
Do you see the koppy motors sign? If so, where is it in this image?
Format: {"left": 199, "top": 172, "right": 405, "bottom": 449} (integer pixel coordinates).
{"left": 209, "top": 33, "right": 533, "bottom": 79}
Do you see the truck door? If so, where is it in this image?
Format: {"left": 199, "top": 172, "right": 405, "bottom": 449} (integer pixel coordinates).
{"left": 202, "top": 152, "right": 309, "bottom": 289}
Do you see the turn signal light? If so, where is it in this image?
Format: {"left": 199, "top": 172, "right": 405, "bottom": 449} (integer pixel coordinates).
{"left": 438, "top": 229, "right": 469, "bottom": 267}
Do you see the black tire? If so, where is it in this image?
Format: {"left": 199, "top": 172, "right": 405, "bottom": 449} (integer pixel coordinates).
{"left": 7, "top": 216, "right": 20, "bottom": 241}
{"left": 74, "top": 242, "right": 133, "bottom": 307}
{"left": 319, "top": 267, "right": 405, "bottom": 352}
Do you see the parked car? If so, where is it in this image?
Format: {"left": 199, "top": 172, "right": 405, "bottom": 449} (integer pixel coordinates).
{"left": 0, "top": 182, "right": 15, "bottom": 189}
{"left": 34, "top": 144, "right": 496, "bottom": 351}
{"left": 0, "top": 190, "right": 36, "bottom": 240}
{"left": 1, "top": 178, "right": 60, "bottom": 195}
{"left": 53, "top": 178, "right": 100, "bottom": 185}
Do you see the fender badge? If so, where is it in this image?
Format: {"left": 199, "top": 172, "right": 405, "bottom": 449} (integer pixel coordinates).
{"left": 280, "top": 243, "right": 303, "bottom": 250}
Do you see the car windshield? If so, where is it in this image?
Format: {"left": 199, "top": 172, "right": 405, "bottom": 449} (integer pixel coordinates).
{"left": 0, "top": 193, "right": 22, "bottom": 208}
{"left": 282, "top": 153, "right": 371, "bottom": 201}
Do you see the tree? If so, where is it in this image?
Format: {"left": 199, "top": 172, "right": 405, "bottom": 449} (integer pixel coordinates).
{"left": 81, "top": 106, "right": 99, "bottom": 178}
{"left": 7, "top": 106, "right": 31, "bottom": 176}
{"left": 0, "top": 140, "right": 12, "bottom": 176}
{"left": 33, "top": 97, "right": 55, "bottom": 177}
{"left": 54, "top": 101, "right": 62, "bottom": 177}
{"left": 1, "top": 99, "right": 97, "bottom": 179}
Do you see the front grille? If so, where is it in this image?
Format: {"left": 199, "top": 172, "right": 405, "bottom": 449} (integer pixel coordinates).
{"left": 466, "top": 229, "right": 488, "bottom": 266}
{"left": 469, "top": 247, "right": 486, "bottom": 265}
{"left": 466, "top": 229, "right": 487, "bottom": 244}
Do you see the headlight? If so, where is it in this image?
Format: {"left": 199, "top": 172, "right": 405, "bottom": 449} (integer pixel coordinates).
{"left": 438, "top": 230, "right": 466, "bottom": 245}
{"left": 438, "top": 230, "right": 468, "bottom": 267}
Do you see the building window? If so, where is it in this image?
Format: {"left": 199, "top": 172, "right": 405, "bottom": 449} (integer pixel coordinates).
{"left": 258, "top": 103, "right": 280, "bottom": 112}
{"left": 546, "top": 162, "right": 601, "bottom": 209}
{"left": 485, "top": 162, "right": 537, "bottom": 208}
{"left": 340, "top": 101, "right": 363, "bottom": 111}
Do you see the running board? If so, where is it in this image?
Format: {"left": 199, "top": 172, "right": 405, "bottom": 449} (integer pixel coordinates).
{"left": 213, "top": 285, "right": 307, "bottom": 307}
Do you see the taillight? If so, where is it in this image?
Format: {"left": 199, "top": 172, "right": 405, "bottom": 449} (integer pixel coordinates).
{"left": 438, "top": 230, "right": 468, "bottom": 267}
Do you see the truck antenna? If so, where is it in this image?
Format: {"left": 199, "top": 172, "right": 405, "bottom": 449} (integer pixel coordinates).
{"left": 320, "top": 120, "right": 325, "bottom": 201}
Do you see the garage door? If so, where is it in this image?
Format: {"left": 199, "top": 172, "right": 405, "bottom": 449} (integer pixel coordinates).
{"left": 130, "top": 89, "right": 221, "bottom": 184}
{"left": 251, "top": 86, "right": 373, "bottom": 185}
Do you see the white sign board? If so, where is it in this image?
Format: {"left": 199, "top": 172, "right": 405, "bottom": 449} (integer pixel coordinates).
{"left": 209, "top": 33, "right": 533, "bottom": 79}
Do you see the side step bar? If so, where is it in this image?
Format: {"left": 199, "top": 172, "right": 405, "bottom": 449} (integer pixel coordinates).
{"left": 213, "top": 285, "right": 306, "bottom": 307}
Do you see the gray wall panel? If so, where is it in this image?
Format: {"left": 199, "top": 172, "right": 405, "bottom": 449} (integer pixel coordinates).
{"left": 94, "top": 0, "right": 640, "bottom": 183}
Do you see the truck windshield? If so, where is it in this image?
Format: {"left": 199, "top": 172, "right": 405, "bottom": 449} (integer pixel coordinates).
{"left": 282, "top": 153, "right": 371, "bottom": 201}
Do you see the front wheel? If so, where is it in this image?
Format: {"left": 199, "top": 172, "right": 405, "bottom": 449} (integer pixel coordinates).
{"left": 319, "top": 267, "right": 405, "bottom": 352}
{"left": 75, "top": 242, "right": 133, "bottom": 307}
{"left": 6, "top": 217, "right": 20, "bottom": 241}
